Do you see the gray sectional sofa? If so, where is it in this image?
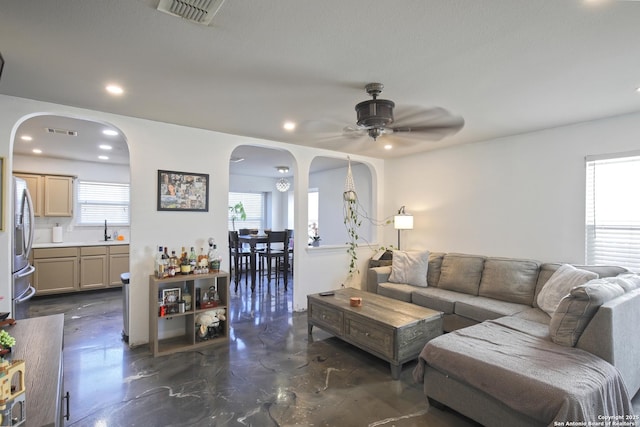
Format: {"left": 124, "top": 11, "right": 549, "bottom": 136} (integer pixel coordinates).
{"left": 367, "top": 251, "right": 640, "bottom": 426}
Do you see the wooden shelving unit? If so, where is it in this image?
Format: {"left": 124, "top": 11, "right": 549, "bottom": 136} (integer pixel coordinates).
{"left": 148, "top": 272, "right": 229, "bottom": 357}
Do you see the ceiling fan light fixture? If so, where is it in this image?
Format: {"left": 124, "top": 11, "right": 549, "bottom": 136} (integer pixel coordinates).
{"left": 355, "top": 99, "right": 395, "bottom": 128}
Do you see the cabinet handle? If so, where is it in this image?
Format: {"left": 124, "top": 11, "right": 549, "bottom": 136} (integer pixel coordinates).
{"left": 63, "top": 391, "right": 70, "bottom": 420}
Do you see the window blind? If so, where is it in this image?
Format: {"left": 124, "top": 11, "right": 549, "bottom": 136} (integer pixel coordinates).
{"left": 228, "top": 192, "right": 265, "bottom": 230}
{"left": 585, "top": 154, "right": 640, "bottom": 270}
{"left": 77, "top": 181, "right": 130, "bottom": 225}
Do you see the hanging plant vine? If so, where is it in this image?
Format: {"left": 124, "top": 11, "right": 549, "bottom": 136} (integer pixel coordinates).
{"left": 343, "top": 158, "right": 362, "bottom": 277}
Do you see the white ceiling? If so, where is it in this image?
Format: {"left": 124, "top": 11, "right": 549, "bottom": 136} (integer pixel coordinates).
{"left": 1, "top": 0, "right": 640, "bottom": 168}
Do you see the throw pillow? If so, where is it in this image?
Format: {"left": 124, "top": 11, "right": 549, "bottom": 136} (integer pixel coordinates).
{"left": 388, "top": 250, "right": 429, "bottom": 287}
{"left": 536, "top": 264, "right": 598, "bottom": 316}
{"left": 549, "top": 280, "right": 625, "bottom": 346}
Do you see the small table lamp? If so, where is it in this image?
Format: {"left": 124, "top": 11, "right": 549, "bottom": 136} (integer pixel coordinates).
{"left": 394, "top": 206, "right": 414, "bottom": 250}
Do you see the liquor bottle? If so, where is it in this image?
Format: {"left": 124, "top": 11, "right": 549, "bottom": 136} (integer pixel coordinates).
{"left": 189, "top": 247, "right": 197, "bottom": 273}
{"left": 208, "top": 240, "right": 221, "bottom": 273}
{"left": 155, "top": 246, "right": 166, "bottom": 278}
{"left": 180, "top": 246, "right": 191, "bottom": 275}
{"left": 169, "top": 250, "right": 179, "bottom": 276}
{"left": 182, "top": 283, "right": 192, "bottom": 311}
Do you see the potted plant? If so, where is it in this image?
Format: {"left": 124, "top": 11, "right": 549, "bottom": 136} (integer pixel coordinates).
{"left": 309, "top": 222, "right": 321, "bottom": 246}
{"left": 228, "top": 202, "right": 247, "bottom": 230}
{"left": 0, "top": 329, "right": 16, "bottom": 358}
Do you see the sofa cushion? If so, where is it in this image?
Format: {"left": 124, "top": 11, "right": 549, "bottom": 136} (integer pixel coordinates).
{"left": 377, "top": 282, "right": 414, "bottom": 302}
{"left": 536, "top": 264, "right": 599, "bottom": 316}
{"left": 427, "top": 252, "right": 445, "bottom": 287}
{"left": 411, "top": 287, "right": 478, "bottom": 314}
{"left": 512, "top": 307, "right": 552, "bottom": 326}
{"left": 388, "top": 250, "right": 429, "bottom": 287}
{"left": 549, "top": 280, "right": 625, "bottom": 347}
{"left": 534, "top": 263, "right": 628, "bottom": 308}
{"left": 611, "top": 274, "right": 640, "bottom": 292}
{"left": 454, "top": 296, "right": 530, "bottom": 323}
{"left": 478, "top": 257, "right": 541, "bottom": 305}
{"left": 437, "top": 253, "right": 485, "bottom": 295}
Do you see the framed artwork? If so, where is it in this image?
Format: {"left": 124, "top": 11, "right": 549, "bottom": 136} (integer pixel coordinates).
{"left": 157, "top": 169, "right": 209, "bottom": 212}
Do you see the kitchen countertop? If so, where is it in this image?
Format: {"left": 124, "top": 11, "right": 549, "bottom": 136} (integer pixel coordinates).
{"left": 33, "top": 240, "right": 128, "bottom": 249}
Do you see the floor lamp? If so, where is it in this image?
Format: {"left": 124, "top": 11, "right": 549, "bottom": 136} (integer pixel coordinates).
{"left": 394, "top": 206, "right": 414, "bottom": 250}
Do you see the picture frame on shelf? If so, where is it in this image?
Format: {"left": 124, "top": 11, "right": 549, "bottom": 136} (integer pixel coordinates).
{"left": 157, "top": 169, "right": 209, "bottom": 212}
{"left": 161, "top": 287, "right": 181, "bottom": 314}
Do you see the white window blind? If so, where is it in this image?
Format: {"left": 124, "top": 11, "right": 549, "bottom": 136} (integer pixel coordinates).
{"left": 228, "top": 192, "right": 265, "bottom": 230}
{"left": 77, "top": 181, "right": 130, "bottom": 225}
{"left": 585, "top": 153, "right": 640, "bottom": 270}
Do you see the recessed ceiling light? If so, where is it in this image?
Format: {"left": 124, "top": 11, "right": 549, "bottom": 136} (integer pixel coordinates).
{"left": 21, "top": 135, "right": 32, "bottom": 141}
{"left": 105, "top": 84, "right": 124, "bottom": 95}
{"left": 102, "top": 129, "right": 118, "bottom": 136}
{"left": 32, "top": 148, "right": 42, "bottom": 154}
{"left": 99, "top": 144, "right": 113, "bottom": 150}
{"left": 283, "top": 121, "right": 296, "bottom": 131}
{"left": 635, "top": 86, "right": 640, "bottom": 93}
{"left": 98, "top": 155, "right": 109, "bottom": 160}
{"left": 384, "top": 144, "right": 393, "bottom": 150}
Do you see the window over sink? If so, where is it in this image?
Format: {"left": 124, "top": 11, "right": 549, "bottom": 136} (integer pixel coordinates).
{"left": 77, "top": 180, "right": 130, "bottom": 226}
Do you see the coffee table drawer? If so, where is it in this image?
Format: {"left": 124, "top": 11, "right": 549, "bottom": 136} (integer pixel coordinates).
{"left": 309, "top": 303, "right": 343, "bottom": 335}
{"left": 345, "top": 315, "right": 393, "bottom": 359}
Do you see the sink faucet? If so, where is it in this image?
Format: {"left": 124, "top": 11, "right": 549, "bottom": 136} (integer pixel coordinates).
{"left": 104, "top": 219, "right": 111, "bottom": 241}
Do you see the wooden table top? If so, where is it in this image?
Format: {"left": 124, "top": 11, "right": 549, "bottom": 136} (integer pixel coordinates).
{"left": 308, "top": 288, "right": 441, "bottom": 328}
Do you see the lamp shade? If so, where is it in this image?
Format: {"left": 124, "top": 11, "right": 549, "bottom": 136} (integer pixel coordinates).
{"left": 394, "top": 214, "right": 414, "bottom": 230}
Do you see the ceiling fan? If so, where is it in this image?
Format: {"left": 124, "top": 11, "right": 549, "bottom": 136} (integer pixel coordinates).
{"left": 343, "top": 83, "right": 465, "bottom": 144}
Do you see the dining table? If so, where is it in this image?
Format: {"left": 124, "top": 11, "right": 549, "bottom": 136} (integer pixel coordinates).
{"left": 238, "top": 234, "right": 269, "bottom": 292}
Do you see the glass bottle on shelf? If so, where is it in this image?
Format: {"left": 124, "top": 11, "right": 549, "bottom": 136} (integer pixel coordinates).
{"left": 189, "top": 247, "right": 197, "bottom": 273}
{"left": 183, "top": 283, "right": 192, "bottom": 311}
{"left": 169, "top": 250, "right": 179, "bottom": 276}
{"left": 208, "top": 238, "right": 221, "bottom": 273}
{"left": 180, "top": 247, "right": 191, "bottom": 275}
{"left": 155, "top": 246, "right": 167, "bottom": 279}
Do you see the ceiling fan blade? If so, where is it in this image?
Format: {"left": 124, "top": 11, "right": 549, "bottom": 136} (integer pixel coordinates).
{"left": 342, "top": 125, "right": 368, "bottom": 139}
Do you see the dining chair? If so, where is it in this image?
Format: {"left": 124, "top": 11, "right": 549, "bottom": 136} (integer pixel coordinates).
{"left": 228, "top": 230, "right": 251, "bottom": 292}
{"left": 258, "top": 230, "right": 290, "bottom": 291}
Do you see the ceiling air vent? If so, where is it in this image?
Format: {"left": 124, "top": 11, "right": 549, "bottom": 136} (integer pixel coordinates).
{"left": 157, "top": 0, "right": 225, "bottom": 25}
{"left": 45, "top": 127, "right": 78, "bottom": 136}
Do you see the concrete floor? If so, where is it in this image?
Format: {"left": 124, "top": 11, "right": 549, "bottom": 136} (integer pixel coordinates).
{"left": 24, "top": 275, "right": 639, "bottom": 427}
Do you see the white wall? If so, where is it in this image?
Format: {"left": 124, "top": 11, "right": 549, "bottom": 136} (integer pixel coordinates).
{"left": 384, "top": 112, "right": 640, "bottom": 264}
{"left": 0, "top": 95, "right": 385, "bottom": 347}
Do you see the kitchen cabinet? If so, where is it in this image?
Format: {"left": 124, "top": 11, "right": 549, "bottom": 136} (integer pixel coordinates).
{"left": 33, "top": 247, "right": 79, "bottom": 295}
{"left": 149, "top": 272, "right": 229, "bottom": 357}
{"left": 13, "top": 172, "right": 74, "bottom": 217}
{"left": 13, "top": 172, "right": 44, "bottom": 216}
{"left": 108, "top": 245, "right": 130, "bottom": 286}
{"left": 80, "top": 246, "right": 108, "bottom": 290}
{"left": 33, "top": 244, "right": 129, "bottom": 295}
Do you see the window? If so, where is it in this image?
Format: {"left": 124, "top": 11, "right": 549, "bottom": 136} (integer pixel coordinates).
{"left": 585, "top": 153, "right": 640, "bottom": 269}
{"left": 77, "top": 181, "right": 130, "bottom": 226}
{"left": 308, "top": 189, "right": 319, "bottom": 244}
{"left": 228, "top": 192, "right": 265, "bottom": 230}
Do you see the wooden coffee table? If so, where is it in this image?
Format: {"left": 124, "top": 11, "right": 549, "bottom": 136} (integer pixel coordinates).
{"left": 308, "top": 288, "right": 442, "bottom": 379}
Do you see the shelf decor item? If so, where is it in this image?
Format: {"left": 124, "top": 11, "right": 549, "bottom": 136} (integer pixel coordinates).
{"left": 157, "top": 169, "right": 209, "bottom": 212}
{"left": 161, "top": 287, "right": 181, "bottom": 315}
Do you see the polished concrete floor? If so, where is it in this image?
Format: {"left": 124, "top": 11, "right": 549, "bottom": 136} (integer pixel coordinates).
{"left": 25, "top": 275, "right": 639, "bottom": 427}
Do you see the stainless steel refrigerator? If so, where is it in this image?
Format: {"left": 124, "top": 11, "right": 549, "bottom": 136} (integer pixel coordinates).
{"left": 12, "top": 176, "right": 36, "bottom": 319}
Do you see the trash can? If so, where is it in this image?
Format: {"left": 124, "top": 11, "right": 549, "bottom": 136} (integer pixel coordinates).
{"left": 121, "top": 272, "right": 130, "bottom": 343}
